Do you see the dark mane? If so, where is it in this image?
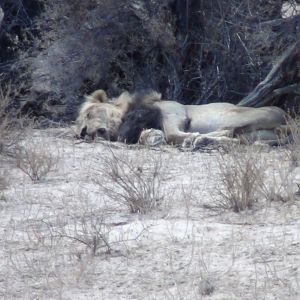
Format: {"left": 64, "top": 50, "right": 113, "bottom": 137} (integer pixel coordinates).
{"left": 118, "top": 90, "right": 162, "bottom": 144}
{"left": 127, "top": 89, "right": 161, "bottom": 110}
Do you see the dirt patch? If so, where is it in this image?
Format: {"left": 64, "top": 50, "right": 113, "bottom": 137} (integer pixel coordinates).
{"left": 0, "top": 128, "right": 299, "bottom": 299}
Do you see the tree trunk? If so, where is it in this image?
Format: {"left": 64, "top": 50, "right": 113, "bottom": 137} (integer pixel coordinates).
{"left": 238, "top": 40, "right": 300, "bottom": 107}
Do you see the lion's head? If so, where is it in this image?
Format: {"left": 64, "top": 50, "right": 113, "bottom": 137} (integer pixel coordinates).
{"left": 75, "top": 89, "right": 162, "bottom": 142}
{"left": 75, "top": 90, "right": 126, "bottom": 141}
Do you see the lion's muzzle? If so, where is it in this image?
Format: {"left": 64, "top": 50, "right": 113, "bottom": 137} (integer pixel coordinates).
{"left": 79, "top": 125, "right": 114, "bottom": 141}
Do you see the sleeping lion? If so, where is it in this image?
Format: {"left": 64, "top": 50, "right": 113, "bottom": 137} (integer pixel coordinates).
{"left": 74, "top": 89, "right": 290, "bottom": 147}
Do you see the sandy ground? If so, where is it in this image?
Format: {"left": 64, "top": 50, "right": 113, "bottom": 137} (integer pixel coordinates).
{"left": 0, "top": 128, "right": 299, "bottom": 300}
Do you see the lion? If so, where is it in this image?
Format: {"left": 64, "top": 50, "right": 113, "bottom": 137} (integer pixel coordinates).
{"left": 75, "top": 89, "right": 290, "bottom": 147}
{"left": 75, "top": 89, "right": 162, "bottom": 141}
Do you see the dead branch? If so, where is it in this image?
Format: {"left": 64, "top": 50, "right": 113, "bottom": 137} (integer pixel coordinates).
{"left": 238, "top": 40, "right": 300, "bottom": 107}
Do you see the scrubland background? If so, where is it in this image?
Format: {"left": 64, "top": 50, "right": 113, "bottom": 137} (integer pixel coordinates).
{"left": 0, "top": 0, "right": 300, "bottom": 120}
{"left": 0, "top": 1, "right": 300, "bottom": 299}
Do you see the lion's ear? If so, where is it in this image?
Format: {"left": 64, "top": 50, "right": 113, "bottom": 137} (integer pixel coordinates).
{"left": 85, "top": 89, "right": 108, "bottom": 103}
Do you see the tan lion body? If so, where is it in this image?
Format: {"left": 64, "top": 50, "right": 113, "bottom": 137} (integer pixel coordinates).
{"left": 155, "top": 101, "right": 287, "bottom": 145}
{"left": 75, "top": 89, "right": 288, "bottom": 146}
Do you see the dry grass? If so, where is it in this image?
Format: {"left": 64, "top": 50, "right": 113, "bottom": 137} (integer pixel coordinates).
{"left": 0, "top": 86, "right": 15, "bottom": 153}
{"left": 286, "top": 116, "right": 300, "bottom": 168}
{"left": 93, "top": 149, "right": 167, "bottom": 214}
{"left": 214, "top": 137, "right": 298, "bottom": 212}
{"left": 44, "top": 191, "right": 150, "bottom": 257}
{"left": 1, "top": 130, "right": 299, "bottom": 299}
{"left": 3, "top": 191, "right": 114, "bottom": 298}
{"left": 0, "top": 85, "right": 30, "bottom": 156}
{"left": 16, "top": 138, "right": 59, "bottom": 182}
{"left": 0, "top": 173, "right": 6, "bottom": 190}
{"left": 259, "top": 158, "right": 296, "bottom": 203}
{"left": 0, "top": 169, "right": 8, "bottom": 201}
{"left": 260, "top": 116, "right": 300, "bottom": 203}
{"left": 2, "top": 187, "right": 152, "bottom": 299}
{"left": 42, "top": 204, "right": 113, "bottom": 256}
{"left": 215, "top": 143, "right": 265, "bottom": 212}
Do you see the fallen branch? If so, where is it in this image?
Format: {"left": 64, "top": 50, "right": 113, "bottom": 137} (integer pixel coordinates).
{"left": 238, "top": 40, "right": 300, "bottom": 107}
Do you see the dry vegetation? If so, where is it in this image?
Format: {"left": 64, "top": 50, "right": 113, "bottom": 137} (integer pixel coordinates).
{"left": 215, "top": 144, "right": 265, "bottom": 212}
{"left": 93, "top": 149, "right": 168, "bottom": 214}
{"left": 0, "top": 130, "right": 299, "bottom": 299}
{"left": 0, "top": 85, "right": 59, "bottom": 183}
{"left": 0, "top": 86, "right": 17, "bottom": 154}
{"left": 0, "top": 169, "right": 8, "bottom": 202}
{"left": 1, "top": 0, "right": 299, "bottom": 119}
{"left": 0, "top": 1, "right": 299, "bottom": 297}
{"left": 0, "top": 85, "right": 34, "bottom": 159}
{"left": 214, "top": 129, "right": 299, "bottom": 212}
{"left": 16, "top": 137, "right": 59, "bottom": 182}
{"left": 286, "top": 116, "right": 300, "bottom": 167}
{"left": 0, "top": 78, "right": 299, "bottom": 299}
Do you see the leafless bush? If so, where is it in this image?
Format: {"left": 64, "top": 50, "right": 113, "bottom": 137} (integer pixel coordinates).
{"left": 0, "top": 169, "right": 8, "bottom": 201}
{"left": 94, "top": 150, "right": 167, "bottom": 214}
{"left": 4, "top": 208, "right": 109, "bottom": 298}
{"left": 0, "top": 85, "right": 31, "bottom": 156}
{"left": 0, "top": 86, "right": 16, "bottom": 154}
{"left": 215, "top": 140, "right": 298, "bottom": 211}
{"left": 44, "top": 208, "right": 148, "bottom": 257}
{"left": 0, "top": 171, "right": 6, "bottom": 190}
{"left": 43, "top": 210, "right": 113, "bottom": 256}
{"left": 259, "top": 160, "right": 296, "bottom": 203}
{"left": 257, "top": 139, "right": 297, "bottom": 203}
{"left": 16, "top": 138, "right": 59, "bottom": 182}
{"left": 215, "top": 143, "right": 265, "bottom": 212}
{"left": 286, "top": 116, "right": 300, "bottom": 168}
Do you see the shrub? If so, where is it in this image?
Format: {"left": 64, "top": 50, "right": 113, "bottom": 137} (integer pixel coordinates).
{"left": 0, "top": 169, "right": 8, "bottom": 201}
{"left": 0, "top": 86, "right": 14, "bottom": 153}
{"left": 16, "top": 138, "right": 59, "bottom": 182}
{"left": 94, "top": 149, "right": 166, "bottom": 214}
{"left": 0, "top": 85, "right": 29, "bottom": 156}
{"left": 286, "top": 116, "right": 300, "bottom": 168}
{"left": 215, "top": 143, "right": 265, "bottom": 212}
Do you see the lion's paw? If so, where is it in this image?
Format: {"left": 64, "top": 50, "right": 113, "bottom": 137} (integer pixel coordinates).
{"left": 182, "top": 137, "right": 193, "bottom": 148}
{"left": 182, "top": 133, "right": 202, "bottom": 148}
{"left": 139, "top": 129, "right": 166, "bottom": 147}
{"left": 193, "top": 136, "right": 218, "bottom": 150}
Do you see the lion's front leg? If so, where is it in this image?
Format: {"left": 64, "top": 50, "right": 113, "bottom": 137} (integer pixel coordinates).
{"left": 167, "top": 132, "right": 201, "bottom": 145}
{"left": 183, "top": 129, "right": 238, "bottom": 150}
{"left": 162, "top": 119, "right": 200, "bottom": 145}
{"left": 192, "top": 135, "right": 240, "bottom": 150}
